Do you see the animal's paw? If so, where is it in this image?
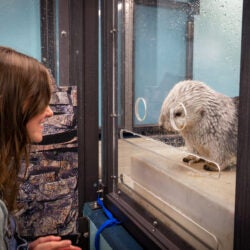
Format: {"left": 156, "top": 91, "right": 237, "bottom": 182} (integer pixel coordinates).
{"left": 203, "top": 162, "right": 220, "bottom": 171}
{"left": 183, "top": 154, "right": 220, "bottom": 171}
{"left": 183, "top": 154, "right": 204, "bottom": 164}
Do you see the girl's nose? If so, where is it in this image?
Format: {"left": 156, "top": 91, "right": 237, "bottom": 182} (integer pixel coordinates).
{"left": 46, "top": 106, "right": 53, "bottom": 117}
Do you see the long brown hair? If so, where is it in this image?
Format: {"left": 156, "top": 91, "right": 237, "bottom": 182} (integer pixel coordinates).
{"left": 0, "top": 46, "right": 52, "bottom": 211}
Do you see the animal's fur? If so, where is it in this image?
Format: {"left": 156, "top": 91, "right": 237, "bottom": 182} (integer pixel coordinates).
{"left": 159, "top": 80, "right": 238, "bottom": 171}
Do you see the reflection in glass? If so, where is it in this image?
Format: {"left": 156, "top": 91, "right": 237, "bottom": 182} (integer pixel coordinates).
{"left": 116, "top": 0, "right": 243, "bottom": 249}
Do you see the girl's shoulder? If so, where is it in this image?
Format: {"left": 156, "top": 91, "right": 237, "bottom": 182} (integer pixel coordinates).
{"left": 0, "top": 199, "right": 8, "bottom": 250}
{"left": 0, "top": 199, "right": 28, "bottom": 250}
{"left": 0, "top": 199, "right": 8, "bottom": 223}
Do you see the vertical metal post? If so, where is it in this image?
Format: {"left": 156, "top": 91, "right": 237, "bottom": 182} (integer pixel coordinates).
{"left": 40, "top": 0, "right": 56, "bottom": 77}
{"left": 186, "top": 16, "right": 194, "bottom": 80}
{"left": 123, "top": 0, "right": 134, "bottom": 131}
{"left": 58, "top": 0, "right": 70, "bottom": 85}
{"left": 76, "top": 0, "right": 99, "bottom": 214}
{"left": 101, "top": 0, "right": 118, "bottom": 193}
{"left": 234, "top": 0, "right": 250, "bottom": 248}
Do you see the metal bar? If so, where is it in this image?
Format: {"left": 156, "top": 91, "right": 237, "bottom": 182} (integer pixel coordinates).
{"left": 123, "top": 0, "right": 134, "bottom": 130}
{"left": 106, "top": 192, "right": 194, "bottom": 249}
{"left": 40, "top": 0, "right": 56, "bottom": 77}
{"left": 186, "top": 16, "right": 194, "bottom": 79}
{"left": 101, "top": 0, "right": 119, "bottom": 193}
{"left": 58, "top": 0, "right": 70, "bottom": 85}
{"left": 76, "top": 0, "right": 99, "bottom": 215}
{"left": 135, "top": 0, "right": 190, "bottom": 10}
{"left": 234, "top": 0, "right": 250, "bottom": 248}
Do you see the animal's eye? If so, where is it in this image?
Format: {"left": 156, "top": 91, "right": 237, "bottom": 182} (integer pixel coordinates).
{"left": 174, "top": 111, "right": 182, "bottom": 117}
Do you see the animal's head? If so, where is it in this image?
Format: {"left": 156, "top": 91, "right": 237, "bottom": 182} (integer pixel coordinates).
{"left": 159, "top": 80, "right": 214, "bottom": 133}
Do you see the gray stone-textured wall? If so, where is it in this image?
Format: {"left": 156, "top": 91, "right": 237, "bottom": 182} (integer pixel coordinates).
{"left": 17, "top": 86, "right": 78, "bottom": 237}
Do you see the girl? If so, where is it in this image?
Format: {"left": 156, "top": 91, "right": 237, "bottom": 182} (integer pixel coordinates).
{"left": 0, "top": 46, "right": 81, "bottom": 250}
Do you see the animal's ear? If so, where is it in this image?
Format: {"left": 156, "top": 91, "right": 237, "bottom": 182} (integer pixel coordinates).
{"left": 200, "top": 109, "right": 205, "bottom": 117}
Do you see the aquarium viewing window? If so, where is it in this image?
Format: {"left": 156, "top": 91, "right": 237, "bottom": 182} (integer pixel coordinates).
{"left": 100, "top": 0, "right": 244, "bottom": 249}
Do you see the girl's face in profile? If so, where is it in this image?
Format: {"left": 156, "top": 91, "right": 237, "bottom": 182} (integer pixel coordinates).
{"left": 26, "top": 106, "right": 53, "bottom": 143}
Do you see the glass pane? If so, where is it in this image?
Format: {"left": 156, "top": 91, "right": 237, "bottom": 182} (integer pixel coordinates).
{"left": 0, "top": 0, "right": 41, "bottom": 60}
{"left": 134, "top": 4, "right": 187, "bottom": 125}
{"left": 117, "top": 0, "right": 242, "bottom": 249}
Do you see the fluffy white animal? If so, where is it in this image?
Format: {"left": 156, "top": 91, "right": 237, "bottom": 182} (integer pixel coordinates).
{"left": 159, "top": 80, "right": 238, "bottom": 171}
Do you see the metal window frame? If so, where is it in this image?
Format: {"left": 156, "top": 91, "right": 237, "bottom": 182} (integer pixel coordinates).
{"left": 101, "top": 0, "right": 250, "bottom": 249}
{"left": 234, "top": 1, "right": 250, "bottom": 249}
{"left": 41, "top": 0, "right": 99, "bottom": 214}
{"left": 73, "top": 0, "right": 99, "bottom": 215}
{"left": 101, "top": 0, "right": 119, "bottom": 194}
{"left": 101, "top": 0, "right": 195, "bottom": 248}
{"left": 120, "top": 0, "right": 196, "bottom": 131}
{"left": 40, "top": 0, "right": 57, "bottom": 77}
{"left": 41, "top": 0, "right": 250, "bottom": 248}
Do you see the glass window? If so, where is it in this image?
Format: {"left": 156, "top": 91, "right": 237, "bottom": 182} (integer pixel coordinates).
{"left": 111, "top": 0, "right": 243, "bottom": 249}
{"left": 0, "top": 0, "right": 41, "bottom": 59}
